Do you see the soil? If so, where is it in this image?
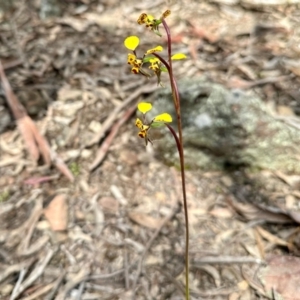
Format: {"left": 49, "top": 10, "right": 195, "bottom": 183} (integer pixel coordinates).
{"left": 1, "top": 0, "right": 300, "bottom": 299}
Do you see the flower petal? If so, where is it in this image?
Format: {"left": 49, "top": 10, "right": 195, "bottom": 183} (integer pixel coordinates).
{"left": 147, "top": 14, "right": 154, "bottom": 21}
{"left": 138, "top": 130, "right": 147, "bottom": 139}
{"left": 137, "top": 13, "right": 147, "bottom": 24}
{"left": 124, "top": 36, "right": 140, "bottom": 51}
{"left": 162, "top": 10, "right": 171, "bottom": 19}
{"left": 146, "top": 46, "right": 163, "bottom": 54}
{"left": 149, "top": 57, "right": 160, "bottom": 63}
{"left": 153, "top": 113, "right": 172, "bottom": 123}
{"left": 131, "top": 67, "right": 139, "bottom": 74}
{"left": 135, "top": 118, "right": 143, "bottom": 129}
{"left": 127, "top": 53, "right": 136, "bottom": 65}
{"left": 171, "top": 53, "right": 187, "bottom": 60}
{"left": 138, "top": 102, "right": 152, "bottom": 114}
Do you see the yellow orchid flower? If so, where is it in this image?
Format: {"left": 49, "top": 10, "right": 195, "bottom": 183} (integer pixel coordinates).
{"left": 124, "top": 35, "right": 165, "bottom": 81}
{"left": 149, "top": 58, "right": 160, "bottom": 71}
{"left": 131, "top": 66, "right": 140, "bottom": 74}
{"left": 127, "top": 53, "right": 136, "bottom": 65}
{"left": 137, "top": 10, "right": 171, "bottom": 36}
{"left": 135, "top": 118, "right": 152, "bottom": 146}
{"left": 135, "top": 102, "right": 173, "bottom": 146}
{"left": 124, "top": 36, "right": 153, "bottom": 77}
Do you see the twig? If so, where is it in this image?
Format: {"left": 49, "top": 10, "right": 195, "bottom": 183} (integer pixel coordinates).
{"left": 55, "top": 268, "right": 90, "bottom": 300}
{"left": 87, "top": 262, "right": 137, "bottom": 280}
{"left": 110, "top": 185, "right": 128, "bottom": 206}
{"left": 10, "top": 269, "right": 27, "bottom": 300}
{"left": 191, "top": 287, "right": 238, "bottom": 298}
{"left": 45, "top": 271, "right": 66, "bottom": 300}
{"left": 89, "top": 103, "right": 137, "bottom": 171}
{"left": 192, "top": 256, "right": 264, "bottom": 265}
{"left": 18, "top": 115, "right": 52, "bottom": 164}
{"left": 0, "top": 60, "right": 74, "bottom": 181}
{"left": 75, "top": 281, "right": 85, "bottom": 300}
{"left": 19, "top": 282, "right": 55, "bottom": 300}
{"left": 242, "top": 267, "right": 266, "bottom": 297}
{"left": 4, "top": 197, "right": 42, "bottom": 256}
{"left": 123, "top": 240, "right": 130, "bottom": 290}
{"left": 20, "top": 235, "right": 50, "bottom": 257}
{"left": 11, "top": 249, "right": 55, "bottom": 300}
{"left": 131, "top": 203, "right": 179, "bottom": 299}
{"left": 84, "top": 283, "right": 116, "bottom": 293}
{"left": 50, "top": 152, "right": 74, "bottom": 182}
{"left": 0, "top": 258, "right": 36, "bottom": 284}
{"left": 2, "top": 58, "right": 23, "bottom": 70}
{"left": 18, "top": 198, "right": 43, "bottom": 254}
{"left": 86, "top": 83, "right": 157, "bottom": 147}
{"left": 0, "top": 60, "right": 27, "bottom": 119}
{"left": 155, "top": 267, "right": 185, "bottom": 297}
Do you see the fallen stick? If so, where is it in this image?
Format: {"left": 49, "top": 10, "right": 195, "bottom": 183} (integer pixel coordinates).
{"left": 0, "top": 60, "right": 74, "bottom": 181}
{"left": 10, "top": 249, "right": 55, "bottom": 300}
{"left": 192, "top": 256, "right": 264, "bottom": 265}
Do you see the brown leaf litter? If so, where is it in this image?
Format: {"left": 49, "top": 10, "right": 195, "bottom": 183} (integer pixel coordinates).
{"left": 1, "top": 1, "right": 300, "bottom": 299}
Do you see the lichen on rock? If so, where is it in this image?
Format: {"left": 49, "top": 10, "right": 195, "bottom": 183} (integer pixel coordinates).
{"left": 149, "top": 78, "right": 300, "bottom": 173}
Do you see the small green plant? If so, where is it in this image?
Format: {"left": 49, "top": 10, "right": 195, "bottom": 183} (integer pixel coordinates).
{"left": 0, "top": 190, "right": 10, "bottom": 203}
{"left": 70, "top": 162, "right": 80, "bottom": 177}
{"left": 124, "top": 10, "right": 190, "bottom": 299}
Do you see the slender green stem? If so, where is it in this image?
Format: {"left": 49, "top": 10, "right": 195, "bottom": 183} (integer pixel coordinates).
{"left": 161, "top": 18, "right": 190, "bottom": 300}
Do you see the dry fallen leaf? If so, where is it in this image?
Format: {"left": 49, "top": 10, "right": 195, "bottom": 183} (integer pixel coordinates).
{"left": 226, "top": 196, "right": 294, "bottom": 224}
{"left": 58, "top": 17, "right": 89, "bottom": 32}
{"left": 44, "top": 194, "right": 68, "bottom": 231}
{"left": 0, "top": 60, "right": 74, "bottom": 181}
{"left": 256, "top": 226, "right": 291, "bottom": 248}
{"left": 128, "top": 212, "right": 164, "bottom": 229}
{"left": 51, "top": 154, "right": 75, "bottom": 182}
{"left": 238, "top": 280, "right": 249, "bottom": 291}
{"left": 277, "top": 105, "right": 295, "bottom": 116}
{"left": 274, "top": 170, "right": 300, "bottom": 188}
{"left": 17, "top": 116, "right": 51, "bottom": 165}
{"left": 98, "top": 197, "right": 119, "bottom": 214}
{"left": 260, "top": 255, "right": 300, "bottom": 300}
{"left": 209, "top": 207, "right": 233, "bottom": 218}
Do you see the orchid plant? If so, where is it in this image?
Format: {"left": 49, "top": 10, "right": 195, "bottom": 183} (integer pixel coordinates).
{"left": 135, "top": 102, "right": 172, "bottom": 146}
{"left": 124, "top": 10, "right": 190, "bottom": 299}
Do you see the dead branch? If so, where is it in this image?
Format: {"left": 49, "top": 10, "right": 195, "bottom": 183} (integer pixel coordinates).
{"left": 0, "top": 60, "right": 74, "bottom": 181}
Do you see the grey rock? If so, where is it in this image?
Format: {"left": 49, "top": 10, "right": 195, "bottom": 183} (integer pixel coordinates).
{"left": 148, "top": 78, "right": 300, "bottom": 173}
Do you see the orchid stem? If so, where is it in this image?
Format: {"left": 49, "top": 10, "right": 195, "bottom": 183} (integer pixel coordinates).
{"left": 162, "top": 18, "right": 190, "bottom": 300}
